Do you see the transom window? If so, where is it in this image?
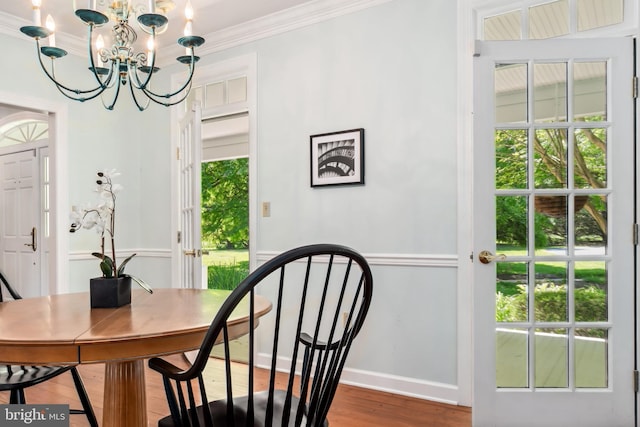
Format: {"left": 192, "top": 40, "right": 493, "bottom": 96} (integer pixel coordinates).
{"left": 478, "top": 0, "right": 633, "bottom": 40}
{"left": 0, "top": 112, "right": 48, "bottom": 148}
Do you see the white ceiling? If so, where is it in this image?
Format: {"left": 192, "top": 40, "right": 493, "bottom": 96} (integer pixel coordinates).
{"left": 3, "top": 0, "right": 328, "bottom": 62}
{"left": 4, "top": 0, "right": 389, "bottom": 63}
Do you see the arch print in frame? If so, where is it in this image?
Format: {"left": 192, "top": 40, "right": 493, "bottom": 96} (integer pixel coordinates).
{"left": 310, "top": 128, "right": 364, "bottom": 187}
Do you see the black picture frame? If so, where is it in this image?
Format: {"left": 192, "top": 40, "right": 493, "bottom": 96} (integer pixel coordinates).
{"left": 310, "top": 128, "right": 365, "bottom": 187}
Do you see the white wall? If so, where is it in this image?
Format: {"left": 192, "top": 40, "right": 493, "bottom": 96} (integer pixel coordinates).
{"left": 172, "top": 0, "right": 462, "bottom": 401}
{"left": 1, "top": 0, "right": 463, "bottom": 404}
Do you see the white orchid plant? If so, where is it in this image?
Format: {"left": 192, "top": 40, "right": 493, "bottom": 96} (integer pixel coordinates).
{"left": 70, "top": 170, "right": 152, "bottom": 293}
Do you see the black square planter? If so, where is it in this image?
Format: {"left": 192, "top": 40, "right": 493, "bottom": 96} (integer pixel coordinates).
{"left": 90, "top": 276, "right": 131, "bottom": 308}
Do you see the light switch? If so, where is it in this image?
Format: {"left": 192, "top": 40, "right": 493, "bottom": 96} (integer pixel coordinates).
{"left": 262, "top": 202, "right": 271, "bottom": 217}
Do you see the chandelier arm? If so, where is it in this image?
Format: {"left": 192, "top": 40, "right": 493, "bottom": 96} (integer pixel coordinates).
{"left": 129, "top": 59, "right": 155, "bottom": 90}
{"left": 140, "top": 77, "right": 194, "bottom": 107}
{"left": 127, "top": 80, "right": 152, "bottom": 111}
{"left": 129, "top": 67, "right": 147, "bottom": 90}
{"left": 34, "top": 40, "right": 108, "bottom": 100}
{"left": 140, "top": 50, "right": 198, "bottom": 99}
{"left": 101, "top": 59, "right": 125, "bottom": 111}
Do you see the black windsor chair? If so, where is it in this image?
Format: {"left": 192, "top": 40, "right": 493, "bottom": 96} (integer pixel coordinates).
{"left": 149, "top": 243, "right": 374, "bottom": 427}
{"left": 0, "top": 271, "right": 98, "bottom": 427}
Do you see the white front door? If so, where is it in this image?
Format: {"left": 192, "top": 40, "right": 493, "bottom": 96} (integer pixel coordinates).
{"left": 178, "top": 102, "right": 204, "bottom": 289}
{"left": 0, "top": 150, "right": 41, "bottom": 298}
{"left": 473, "top": 38, "right": 635, "bottom": 426}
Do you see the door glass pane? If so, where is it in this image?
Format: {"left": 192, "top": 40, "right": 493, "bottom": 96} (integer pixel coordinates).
{"left": 577, "top": 0, "right": 623, "bottom": 32}
{"left": 496, "top": 328, "right": 528, "bottom": 388}
{"left": 535, "top": 195, "right": 567, "bottom": 253}
{"left": 535, "top": 328, "right": 568, "bottom": 387}
{"left": 534, "top": 63, "right": 567, "bottom": 123}
{"left": 495, "top": 64, "right": 527, "bottom": 123}
{"left": 574, "top": 128, "right": 607, "bottom": 188}
{"left": 534, "top": 262, "right": 567, "bottom": 322}
{"left": 575, "top": 328, "right": 608, "bottom": 388}
{"left": 574, "top": 62, "right": 607, "bottom": 120}
{"left": 575, "top": 261, "right": 607, "bottom": 322}
{"left": 575, "top": 195, "right": 608, "bottom": 255}
{"left": 534, "top": 129, "right": 568, "bottom": 188}
{"left": 496, "top": 130, "right": 528, "bottom": 189}
{"left": 496, "top": 196, "right": 528, "bottom": 250}
{"left": 497, "top": 262, "right": 529, "bottom": 322}
{"left": 529, "top": 0, "right": 569, "bottom": 39}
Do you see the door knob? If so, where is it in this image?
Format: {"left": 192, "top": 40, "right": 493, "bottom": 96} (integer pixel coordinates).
{"left": 478, "top": 250, "right": 506, "bottom": 264}
{"left": 184, "top": 249, "right": 196, "bottom": 257}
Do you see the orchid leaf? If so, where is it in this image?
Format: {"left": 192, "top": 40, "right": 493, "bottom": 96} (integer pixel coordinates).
{"left": 123, "top": 274, "right": 153, "bottom": 294}
{"left": 91, "top": 252, "right": 111, "bottom": 262}
{"left": 92, "top": 253, "right": 114, "bottom": 277}
{"left": 100, "top": 260, "right": 113, "bottom": 278}
{"left": 116, "top": 253, "right": 137, "bottom": 277}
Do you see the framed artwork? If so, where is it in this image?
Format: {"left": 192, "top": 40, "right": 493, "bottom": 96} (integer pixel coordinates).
{"left": 310, "top": 128, "right": 364, "bottom": 187}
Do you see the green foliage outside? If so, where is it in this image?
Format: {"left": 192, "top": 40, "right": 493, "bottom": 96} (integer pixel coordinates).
{"left": 495, "top": 247, "right": 607, "bottom": 338}
{"left": 201, "top": 157, "right": 249, "bottom": 289}
{"left": 201, "top": 158, "right": 249, "bottom": 250}
{"left": 203, "top": 250, "right": 249, "bottom": 291}
{"left": 494, "top": 126, "right": 607, "bottom": 247}
{"left": 496, "top": 283, "right": 606, "bottom": 338}
{"left": 493, "top": 123, "right": 609, "bottom": 336}
{"left": 207, "top": 261, "right": 249, "bottom": 290}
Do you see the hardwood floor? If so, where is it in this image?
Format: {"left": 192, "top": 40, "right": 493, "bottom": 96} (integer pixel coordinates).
{"left": 0, "top": 355, "right": 471, "bottom": 427}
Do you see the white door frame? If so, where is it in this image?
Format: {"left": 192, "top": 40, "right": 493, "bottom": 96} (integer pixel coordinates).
{"left": 459, "top": 0, "right": 640, "bottom": 410}
{"left": 170, "top": 53, "right": 258, "bottom": 288}
{"left": 0, "top": 92, "right": 68, "bottom": 295}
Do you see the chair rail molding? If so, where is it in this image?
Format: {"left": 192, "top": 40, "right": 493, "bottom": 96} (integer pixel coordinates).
{"left": 255, "top": 251, "right": 458, "bottom": 268}
{"left": 69, "top": 249, "right": 172, "bottom": 261}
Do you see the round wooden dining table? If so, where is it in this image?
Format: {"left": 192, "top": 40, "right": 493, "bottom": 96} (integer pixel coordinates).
{"left": 0, "top": 288, "right": 272, "bottom": 427}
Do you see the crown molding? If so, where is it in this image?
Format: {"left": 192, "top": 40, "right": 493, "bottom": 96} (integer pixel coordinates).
{"left": 195, "top": 0, "right": 394, "bottom": 57}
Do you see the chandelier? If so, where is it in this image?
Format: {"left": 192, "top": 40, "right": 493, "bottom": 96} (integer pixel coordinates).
{"left": 19, "top": 0, "right": 205, "bottom": 111}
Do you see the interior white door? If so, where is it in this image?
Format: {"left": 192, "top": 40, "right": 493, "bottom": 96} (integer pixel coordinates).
{"left": 0, "top": 150, "right": 41, "bottom": 298}
{"left": 178, "top": 102, "right": 204, "bottom": 289}
{"left": 473, "top": 38, "right": 635, "bottom": 426}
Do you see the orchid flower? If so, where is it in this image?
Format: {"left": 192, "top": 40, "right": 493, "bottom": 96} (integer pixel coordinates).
{"left": 69, "top": 170, "right": 151, "bottom": 293}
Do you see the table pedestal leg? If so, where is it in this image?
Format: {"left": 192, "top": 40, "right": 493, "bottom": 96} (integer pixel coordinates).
{"left": 103, "top": 359, "right": 148, "bottom": 427}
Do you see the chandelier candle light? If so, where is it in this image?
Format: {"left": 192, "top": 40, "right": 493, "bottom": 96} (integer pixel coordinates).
{"left": 20, "top": 0, "right": 205, "bottom": 111}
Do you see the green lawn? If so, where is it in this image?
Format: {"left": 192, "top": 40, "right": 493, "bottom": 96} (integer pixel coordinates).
{"left": 203, "top": 249, "right": 249, "bottom": 266}
{"left": 495, "top": 245, "right": 606, "bottom": 297}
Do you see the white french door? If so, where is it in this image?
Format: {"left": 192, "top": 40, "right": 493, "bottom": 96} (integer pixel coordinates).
{"left": 0, "top": 150, "right": 41, "bottom": 298}
{"left": 178, "top": 102, "right": 204, "bottom": 289}
{"left": 473, "top": 38, "right": 635, "bottom": 426}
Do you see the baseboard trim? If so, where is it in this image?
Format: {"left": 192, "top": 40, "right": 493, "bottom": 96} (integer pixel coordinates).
{"left": 255, "top": 353, "right": 459, "bottom": 406}
{"left": 338, "top": 366, "right": 460, "bottom": 405}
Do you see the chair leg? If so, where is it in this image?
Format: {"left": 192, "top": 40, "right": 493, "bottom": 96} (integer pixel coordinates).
{"left": 70, "top": 367, "right": 99, "bottom": 427}
{"left": 9, "top": 388, "right": 26, "bottom": 404}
